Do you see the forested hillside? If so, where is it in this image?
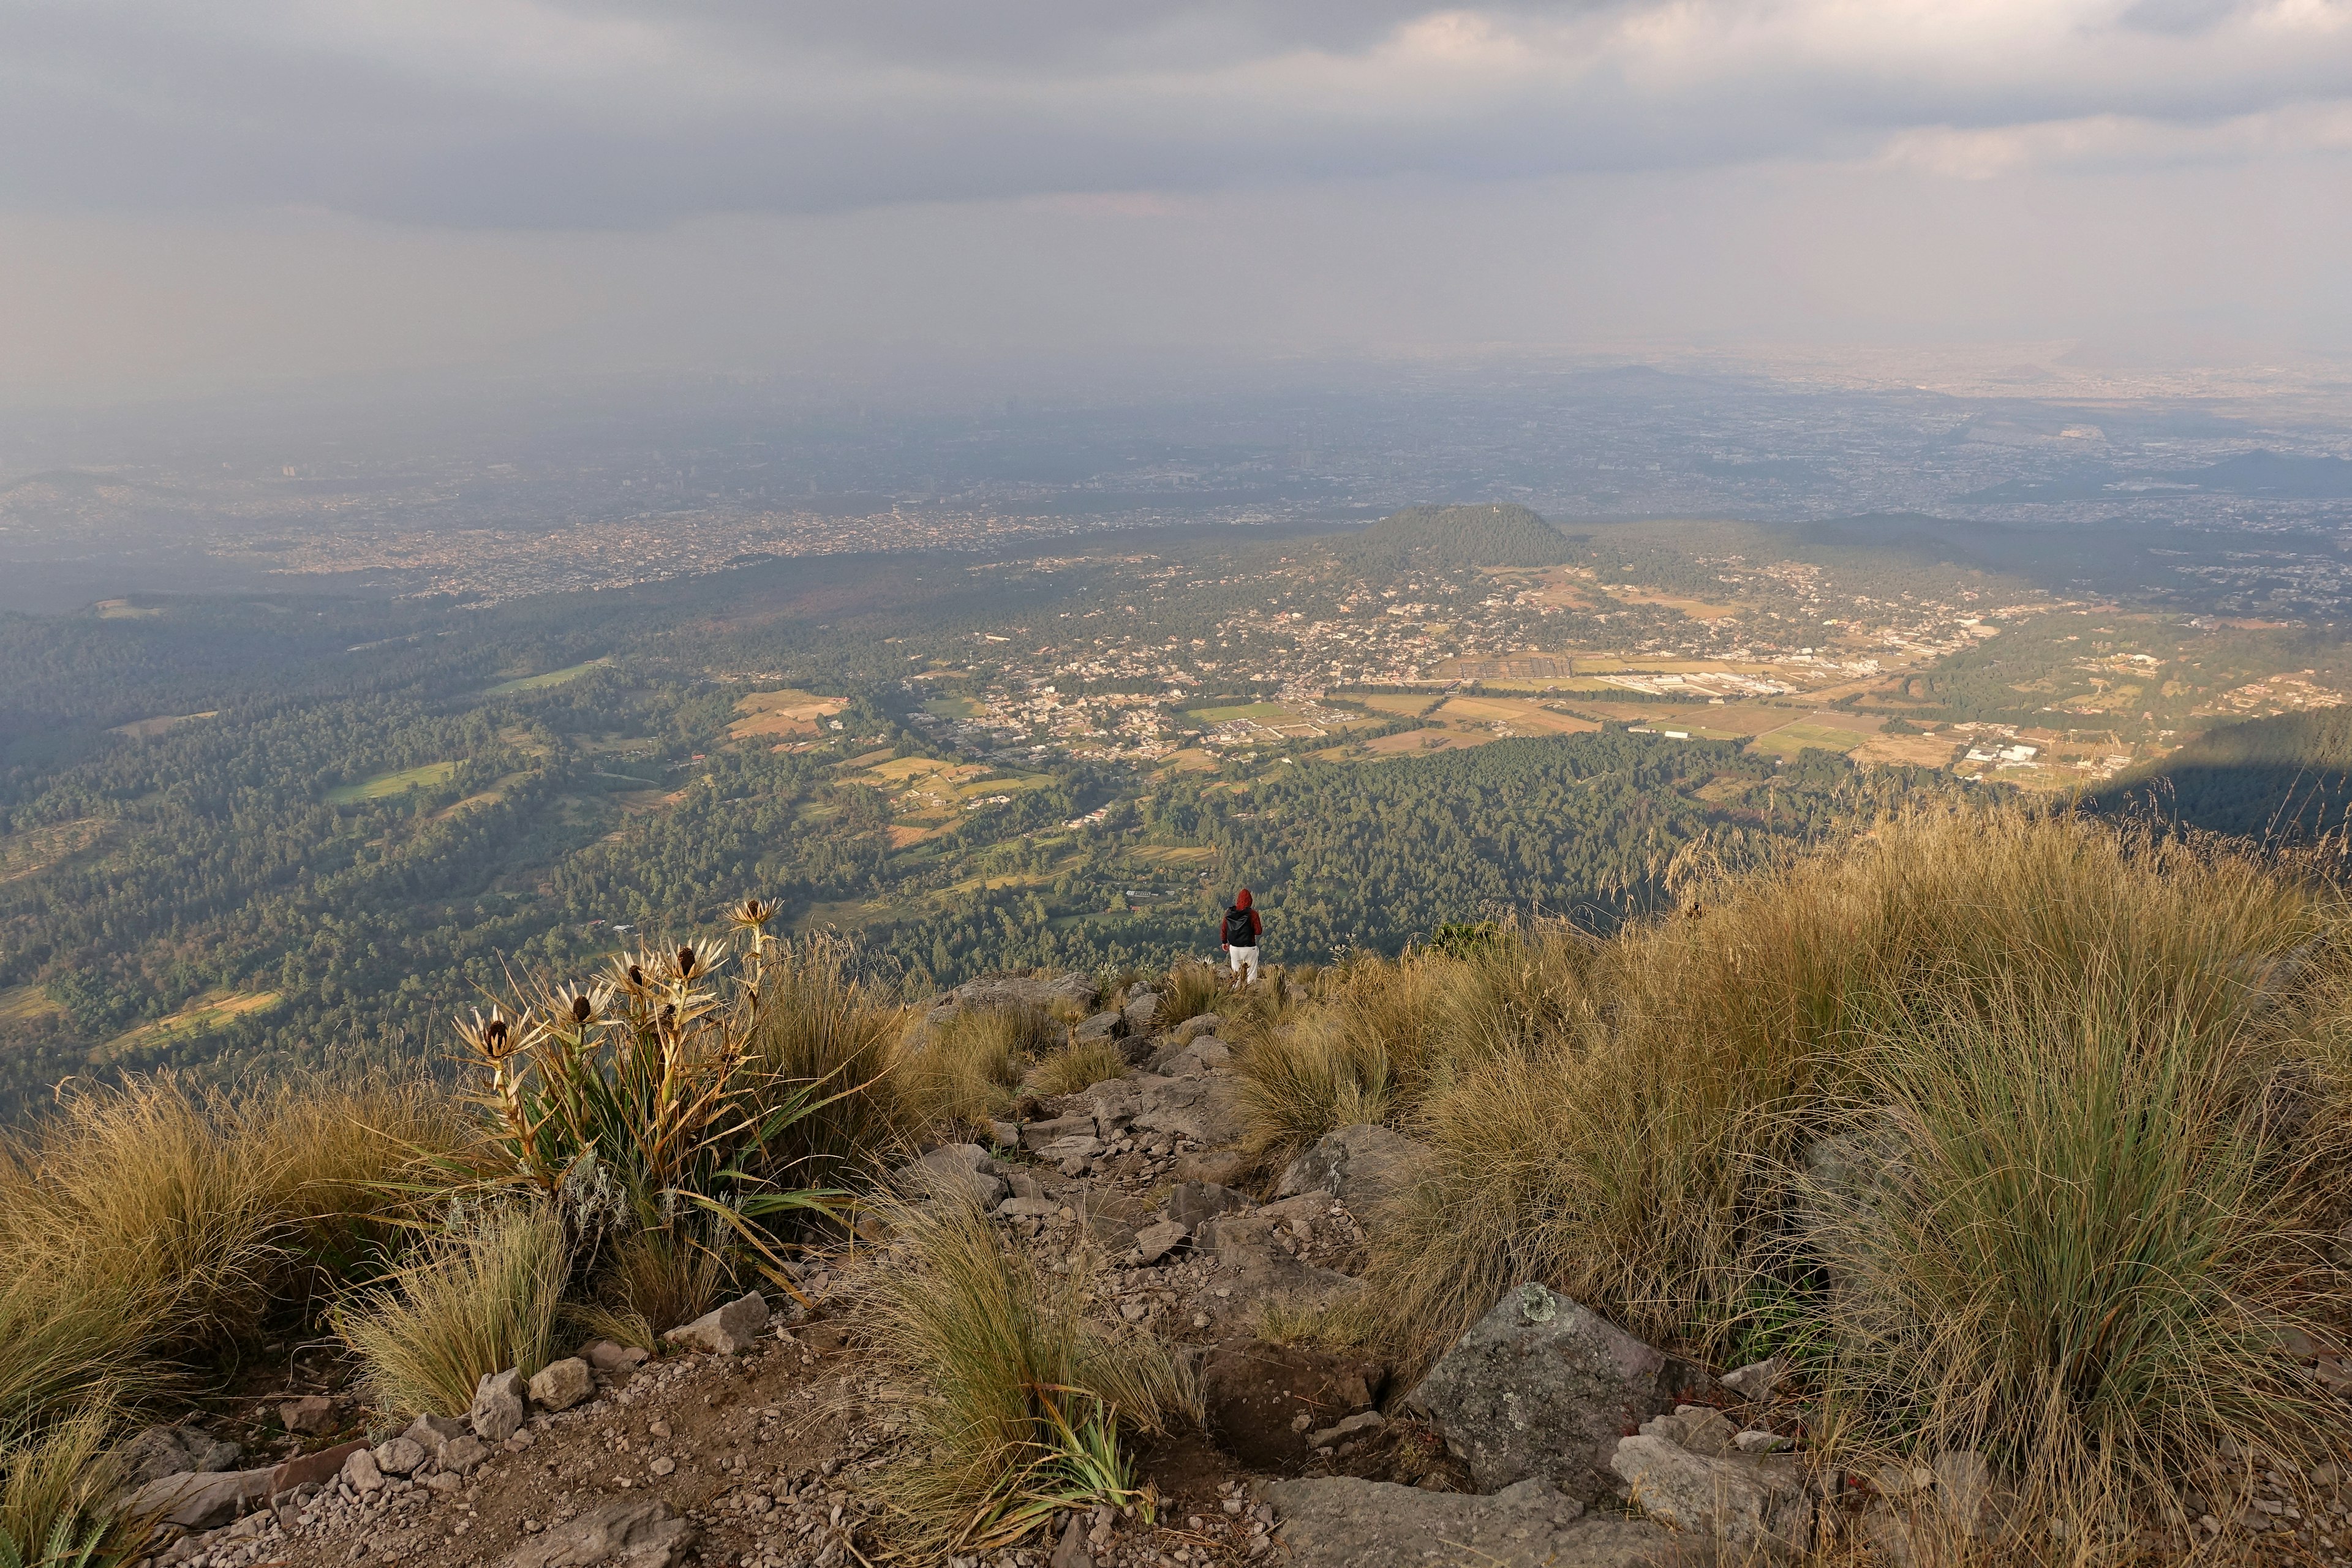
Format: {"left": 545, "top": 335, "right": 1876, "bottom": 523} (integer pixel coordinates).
{"left": 2092, "top": 707, "right": 2352, "bottom": 839}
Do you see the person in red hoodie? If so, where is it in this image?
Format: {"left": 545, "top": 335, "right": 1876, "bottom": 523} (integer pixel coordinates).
{"left": 1221, "top": 888, "right": 1263, "bottom": 987}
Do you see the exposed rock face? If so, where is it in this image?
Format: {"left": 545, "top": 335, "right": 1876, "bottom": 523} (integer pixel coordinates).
{"left": 497, "top": 1497, "right": 700, "bottom": 1567}
{"left": 1260, "top": 1476, "right": 1668, "bottom": 1568}
{"left": 1133, "top": 1219, "right": 1189, "bottom": 1265}
{"left": 911, "top": 1142, "right": 1008, "bottom": 1207}
{"left": 949, "top": 972, "right": 1099, "bottom": 1014}
{"left": 472, "top": 1368, "right": 529, "bottom": 1442}
{"left": 1078, "top": 1071, "right": 1242, "bottom": 1147}
{"left": 530, "top": 1355, "right": 596, "bottom": 1412}
{"left": 1406, "top": 1283, "right": 1709, "bottom": 1499}
{"left": 268, "top": 1439, "right": 367, "bottom": 1496}
{"left": 117, "top": 1424, "right": 241, "bottom": 1487}
{"left": 1121, "top": 989, "right": 1161, "bottom": 1031}
{"left": 1166, "top": 1179, "right": 1250, "bottom": 1229}
{"left": 663, "top": 1291, "right": 771, "bottom": 1355}
{"left": 119, "top": 1466, "right": 273, "bottom": 1530}
{"left": 1609, "top": 1434, "right": 1812, "bottom": 1555}
{"left": 1199, "top": 1338, "right": 1382, "bottom": 1472}
{"left": 1275, "top": 1123, "right": 1428, "bottom": 1227}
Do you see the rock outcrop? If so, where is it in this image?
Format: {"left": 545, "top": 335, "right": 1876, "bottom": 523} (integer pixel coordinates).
{"left": 1406, "top": 1283, "right": 1709, "bottom": 1499}
{"left": 1260, "top": 1476, "right": 1669, "bottom": 1568}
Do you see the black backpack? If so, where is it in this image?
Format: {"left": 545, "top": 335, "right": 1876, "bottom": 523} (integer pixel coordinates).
{"left": 1223, "top": 907, "right": 1257, "bottom": 946}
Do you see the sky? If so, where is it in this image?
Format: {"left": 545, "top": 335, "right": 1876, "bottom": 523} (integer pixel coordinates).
{"left": 3, "top": 0, "right": 2351, "bottom": 407}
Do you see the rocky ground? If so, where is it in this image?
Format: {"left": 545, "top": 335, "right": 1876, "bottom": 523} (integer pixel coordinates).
{"left": 115, "top": 971, "right": 2352, "bottom": 1568}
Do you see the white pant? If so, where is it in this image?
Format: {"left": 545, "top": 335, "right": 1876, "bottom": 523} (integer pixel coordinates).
{"left": 1227, "top": 945, "right": 1261, "bottom": 982}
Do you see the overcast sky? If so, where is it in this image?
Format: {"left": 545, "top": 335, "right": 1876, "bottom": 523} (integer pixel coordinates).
{"left": 4, "top": 0, "right": 2350, "bottom": 407}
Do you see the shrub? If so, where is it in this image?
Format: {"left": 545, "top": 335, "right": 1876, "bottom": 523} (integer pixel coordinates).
{"left": 859, "top": 1184, "right": 1193, "bottom": 1555}
{"left": 1027, "top": 1039, "right": 1127, "bottom": 1098}
{"left": 336, "top": 1206, "right": 568, "bottom": 1418}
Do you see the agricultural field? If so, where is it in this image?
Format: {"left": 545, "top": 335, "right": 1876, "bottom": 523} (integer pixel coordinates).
{"left": 106, "top": 710, "right": 216, "bottom": 739}
{"left": 731, "top": 686, "right": 850, "bottom": 741}
{"left": 325, "top": 762, "right": 458, "bottom": 803}
{"left": 481, "top": 659, "right": 608, "bottom": 695}
{"left": 100, "top": 989, "right": 281, "bottom": 1058}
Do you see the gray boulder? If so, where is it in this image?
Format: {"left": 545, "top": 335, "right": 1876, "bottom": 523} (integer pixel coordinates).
{"left": 1079, "top": 1071, "right": 1240, "bottom": 1147}
{"left": 530, "top": 1355, "right": 595, "bottom": 1412}
{"left": 1072, "top": 1010, "right": 1125, "bottom": 1045}
{"left": 1261, "top": 1476, "right": 1668, "bottom": 1568}
{"left": 472, "top": 1368, "right": 528, "bottom": 1442}
{"left": 119, "top": 1467, "right": 273, "bottom": 1531}
{"left": 911, "top": 1142, "right": 1007, "bottom": 1207}
{"left": 341, "top": 1447, "right": 385, "bottom": 1493}
{"left": 117, "top": 1425, "right": 241, "bottom": 1488}
{"left": 1121, "top": 989, "right": 1160, "bottom": 1030}
{"left": 497, "top": 1496, "right": 699, "bottom": 1568}
{"left": 1166, "top": 1178, "right": 1250, "bottom": 1229}
{"left": 1609, "top": 1434, "right": 1812, "bottom": 1555}
{"left": 664, "top": 1291, "right": 770, "bottom": 1354}
{"left": 371, "top": 1436, "right": 428, "bottom": 1477}
{"left": 1133, "top": 1219, "right": 1189, "bottom": 1265}
{"left": 1406, "top": 1283, "right": 1709, "bottom": 1499}
{"left": 1021, "top": 1114, "right": 1099, "bottom": 1150}
{"left": 1276, "top": 1123, "right": 1428, "bottom": 1226}
{"left": 404, "top": 1412, "right": 471, "bottom": 1456}
{"left": 1719, "top": 1355, "right": 1788, "bottom": 1401}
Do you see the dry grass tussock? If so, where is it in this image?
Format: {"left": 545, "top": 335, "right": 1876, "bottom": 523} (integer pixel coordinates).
{"left": 857, "top": 1180, "right": 1195, "bottom": 1557}
{"left": 1237, "top": 809, "right": 2352, "bottom": 1551}
{"left": 334, "top": 1205, "right": 568, "bottom": 1418}
{"left": 894, "top": 1003, "right": 1060, "bottom": 1133}
{"left": 1027, "top": 1037, "right": 1129, "bottom": 1098}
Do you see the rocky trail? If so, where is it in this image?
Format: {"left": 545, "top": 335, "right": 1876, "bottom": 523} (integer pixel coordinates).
{"left": 112, "top": 971, "right": 2352, "bottom": 1568}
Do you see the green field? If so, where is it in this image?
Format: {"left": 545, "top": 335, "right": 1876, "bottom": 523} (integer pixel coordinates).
{"left": 326, "top": 761, "right": 458, "bottom": 803}
{"left": 1747, "top": 722, "right": 1868, "bottom": 759}
{"left": 484, "top": 660, "right": 606, "bottom": 696}
{"left": 1190, "top": 703, "right": 1288, "bottom": 723}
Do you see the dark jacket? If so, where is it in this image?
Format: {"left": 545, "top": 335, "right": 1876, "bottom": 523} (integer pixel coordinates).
{"left": 1223, "top": 906, "right": 1262, "bottom": 946}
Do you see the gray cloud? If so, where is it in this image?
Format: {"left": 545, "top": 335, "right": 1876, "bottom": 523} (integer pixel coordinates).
{"left": 2, "top": 1, "right": 2348, "bottom": 228}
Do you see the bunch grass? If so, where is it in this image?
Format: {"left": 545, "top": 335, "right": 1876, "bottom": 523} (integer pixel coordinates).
{"left": 859, "top": 1183, "right": 1193, "bottom": 1555}
{"left": 334, "top": 1205, "right": 567, "bottom": 1418}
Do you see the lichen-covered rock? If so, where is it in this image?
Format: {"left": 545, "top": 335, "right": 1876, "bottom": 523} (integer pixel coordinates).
{"left": 1406, "top": 1283, "right": 1710, "bottom": 1499}
{"left": 1261, "top": 1476, "right": 1668, "bottom": 1568}
{"left": 663, "top": 1291, "right": 770, "bottom": 1354}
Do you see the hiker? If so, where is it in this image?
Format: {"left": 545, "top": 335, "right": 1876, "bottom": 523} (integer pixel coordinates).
{"left": 1221, "top": 888, "right": 1263, "bottom": 986}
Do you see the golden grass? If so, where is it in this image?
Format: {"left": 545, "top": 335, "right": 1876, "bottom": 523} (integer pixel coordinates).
{"left": 1231, "top": 809, "right": 2352, "bottom": 1550}
{"left": 1027, "top": 1039, "right": 1128, "bottom": 1098}
{"left": 335, "top": 1206, "right": 567, "bottom": 1419}
{"left": 895, "top": 1006, "right": 1057, "bottom": 1134}
{"left": 747, "top": 934, "right": 908, "bottom": 1186}
{"left": 858, "top": 1183, "right": 1194, "bottom": 1555}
